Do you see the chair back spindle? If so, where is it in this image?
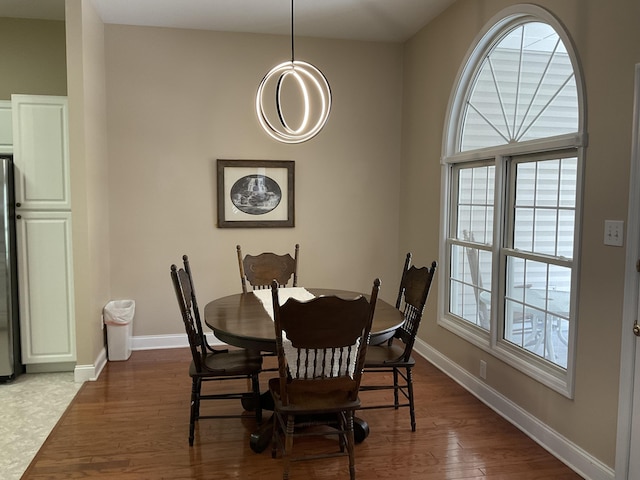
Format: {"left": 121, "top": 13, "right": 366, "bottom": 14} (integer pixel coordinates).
{"left": 394, "top": 261, "right": 437, "bottom": 361}
{"left": 271, "top": 278, "right": 379, "bottom": 406}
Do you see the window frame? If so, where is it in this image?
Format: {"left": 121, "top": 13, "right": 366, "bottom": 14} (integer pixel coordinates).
{"left": 438, "top": 5, "right": 586, "bottom": 398}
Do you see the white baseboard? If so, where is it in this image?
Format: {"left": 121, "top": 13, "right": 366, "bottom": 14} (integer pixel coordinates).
{"left": 74, "top": 332, "right": 199, "bottom": 382}
{"left": 412, "top": 339, "right": 614, "bottom": 480}
{"left": 73, "top": 334, "right": 199, "bottom": 384}
{"left": 130, "top": 332, "right": 223, "bottom": 350}
{"left": 74, "top": 347, "right": 107, "bottom": 383}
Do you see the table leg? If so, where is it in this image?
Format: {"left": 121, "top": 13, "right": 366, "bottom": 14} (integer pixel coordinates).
{"left": 353, "top": 416, "right": 370, "bottom": 443}
{"left": 250, "top": 415, "right": 274, "bottom": 453}
{"left": 242, "top": 391, "right": 274, "bottom": 412}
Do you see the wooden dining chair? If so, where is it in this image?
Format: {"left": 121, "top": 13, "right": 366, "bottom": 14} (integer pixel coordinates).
{"left": 237, "top": 244, "right": 299, "bottom": 293}
{"left": 269, "top": 278, "right": 380, "bottom": 480}
{"left": 359, "top": 254, "right": 436, "bottom": 432}
{"left": 181, "top": 254, "right": 227, "bottom": 355}
{"left": 170, "top": 259, "right": 263, "bottom": 446}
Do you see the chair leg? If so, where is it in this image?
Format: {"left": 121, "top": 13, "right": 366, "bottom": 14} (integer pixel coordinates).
{"left": 252, "top": 374, "right": 262, "bottom": 424}
{"left": 393, "top": 368, "right": 400, "bottom": 409}
{"left": 406, "top": 366, "right": 416, "bottom": 432}
{"left": 337, "top": 412, "right": 346, "bottom": 453}
{"left": 271, "top": 411, "right": 279, "bottom": 459}
{"left": 283, "top": 414, "right": 295, "bottom": 480}
{"left": 346, "top": 411, "right": 356, "bottom": 480}
{"left": 189, "top": 377, "right": 201, "bottom": 446}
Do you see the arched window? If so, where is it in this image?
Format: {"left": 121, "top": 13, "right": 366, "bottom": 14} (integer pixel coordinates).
{"left": 441, "top": 5, "right": 586, "bottom": 397}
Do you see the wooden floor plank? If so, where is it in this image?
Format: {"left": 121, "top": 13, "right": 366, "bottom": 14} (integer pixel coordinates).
{"left": 22, "top": 348, "right": 583, "bottom": 479}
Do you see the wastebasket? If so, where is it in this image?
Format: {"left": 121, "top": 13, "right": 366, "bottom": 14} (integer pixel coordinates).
{"left": 103, "top": 300, "right": 135, "bottom": 361}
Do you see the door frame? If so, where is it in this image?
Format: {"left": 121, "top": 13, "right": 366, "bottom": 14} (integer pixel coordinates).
{"left": 615, "top": 63, "right": 640, "bottom": 479}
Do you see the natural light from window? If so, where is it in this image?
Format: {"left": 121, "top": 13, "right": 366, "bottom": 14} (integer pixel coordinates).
{"left": 442, "top": 7, "right": 585, "bottom": 397}
{"left": 460, "top": 22, "right": 578, "bottom": 151}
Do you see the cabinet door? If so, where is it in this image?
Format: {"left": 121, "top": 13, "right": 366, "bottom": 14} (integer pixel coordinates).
{"left": 17, "top": 211, "right": 76, "bottom": 364}
{"left": 11, "top": 95, "right": 70, "bottom": 210}
{"left": 0, "top": 100, "right": 11, "bottom": 154}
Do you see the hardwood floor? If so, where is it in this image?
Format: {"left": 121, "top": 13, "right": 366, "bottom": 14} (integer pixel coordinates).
{"left": 22, "top": 348, "right": 583, "bottom": 479}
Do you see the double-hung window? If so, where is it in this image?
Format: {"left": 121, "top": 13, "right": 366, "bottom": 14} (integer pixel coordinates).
{"left": 441, "top": 5, "right": 586, "bottom": 397}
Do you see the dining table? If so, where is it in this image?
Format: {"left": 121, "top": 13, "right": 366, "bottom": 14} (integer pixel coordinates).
{"left": 204, "top": 287, "right": 405, "bottom": 452}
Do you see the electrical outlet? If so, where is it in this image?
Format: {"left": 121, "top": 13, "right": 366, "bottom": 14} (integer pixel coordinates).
{"left": 480, "top": 360, "right": 487, "bottom": 379}
{"left": 604, "top": 220, "right": 624, "bottom": 247}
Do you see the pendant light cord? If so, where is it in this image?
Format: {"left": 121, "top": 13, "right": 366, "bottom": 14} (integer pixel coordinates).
{"left": 290, "top": 0, "right": 295, "bottom": 63}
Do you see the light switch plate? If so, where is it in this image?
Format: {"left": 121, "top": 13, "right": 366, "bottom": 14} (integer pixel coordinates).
{"left": 604, "top": 220, "right": 624, "bottom": 247}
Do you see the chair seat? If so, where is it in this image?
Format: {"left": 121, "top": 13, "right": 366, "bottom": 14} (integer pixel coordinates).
{"left": 190, "top": 350, "right": 263, "bottom": 377}
{"left": 364, "top": 344, "right": 416, "bottom": 368}
{"left": 269, "top": 377, "right": 361, "bottom": 414}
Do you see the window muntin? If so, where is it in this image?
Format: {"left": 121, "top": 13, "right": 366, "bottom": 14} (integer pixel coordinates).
{"left": 503, "top": 155, "right": 576, "bottom": 368}
{"left": 455, "top": 164, "right": 495, "bottom": 243}
{"left": 512, "top": 157, "right": 577, "bottom": 258}
{"left": 449, "top": 163, "right": 495, "bottom": 330}
{"left": 441, "top": 7, "right": 584, "bottom": 396}
{"left": 460, "top": 22, "right": 578, "bottom": 151}
{"left": 504, "top": 256, "right": 571, "bottom": 367}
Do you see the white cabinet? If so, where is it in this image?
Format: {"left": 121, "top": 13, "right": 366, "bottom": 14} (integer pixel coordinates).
{"left": 11, "top": 95, "right": 71, "bottom": 210}
{"left": 15, "top": 211, "right": 76, "bottom": 364}
{"left": 0, "top": 100, "right": 12, "bottom": 153}
{"left": 11, "top": 95, "right": 76, "bottom": 366}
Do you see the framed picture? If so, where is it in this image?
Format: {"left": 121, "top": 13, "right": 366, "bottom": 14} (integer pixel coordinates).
{"left": 217, "top": 159, "right": 295, "bottom": 228}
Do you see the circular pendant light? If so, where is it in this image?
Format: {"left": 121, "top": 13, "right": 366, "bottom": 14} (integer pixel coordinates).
{"left": 256, "top": 0, "right": 332, "bottom": 143}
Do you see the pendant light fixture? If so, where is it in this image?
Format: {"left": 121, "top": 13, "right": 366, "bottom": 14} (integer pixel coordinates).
{"left": 256, "top": 0, "right": 332, "bottom": 143}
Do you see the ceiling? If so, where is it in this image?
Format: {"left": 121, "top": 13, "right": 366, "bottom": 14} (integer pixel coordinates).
{"left": 0, "top": 0, "right": 456, "bottom": 42}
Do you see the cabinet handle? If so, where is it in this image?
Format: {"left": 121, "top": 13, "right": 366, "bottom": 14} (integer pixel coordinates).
{"left": 16, "top": 215, "right": 21, "bottom": 219}
{"left": 16, "top": 202, "right": 21, "bottom": 208}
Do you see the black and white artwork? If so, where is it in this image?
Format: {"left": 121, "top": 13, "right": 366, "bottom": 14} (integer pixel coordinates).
{"left": 230, "top": 174, "right": 282, "bottom": 215}
{"left": 217, "top": 159, "right": 294, "bottom": 228}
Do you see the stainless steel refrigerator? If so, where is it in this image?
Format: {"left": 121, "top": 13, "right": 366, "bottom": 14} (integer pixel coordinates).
{"left": 0, "top": 155, "right": 21, "bottom": 382}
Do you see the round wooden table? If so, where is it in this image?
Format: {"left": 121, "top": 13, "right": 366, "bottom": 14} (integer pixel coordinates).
{"left": 203, "top": 288, "right": 404, "bottom": 452}
{"left": 204, "top": 288, "right": 404, "bottom": 352}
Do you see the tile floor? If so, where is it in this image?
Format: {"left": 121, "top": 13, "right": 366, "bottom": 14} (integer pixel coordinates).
{"left": 0, "top": 372, "right": 82, "bottom": 480}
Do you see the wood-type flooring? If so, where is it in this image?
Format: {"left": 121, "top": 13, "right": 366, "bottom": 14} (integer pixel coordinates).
{"left": 22, "top": 348, "right": 583, "bottom": 479}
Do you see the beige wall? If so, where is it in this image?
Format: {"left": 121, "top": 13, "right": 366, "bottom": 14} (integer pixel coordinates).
{"left": 65, "top": 0, "right": 111, "bottom": 368}
{"left": 0, "top": 18, "right": 67, "bottom": 99}
{"left": 401, "top": 0, "right": 640, "bottom": 467}
{"left": 103, "top": 26, "right": 404, "bottom": 336}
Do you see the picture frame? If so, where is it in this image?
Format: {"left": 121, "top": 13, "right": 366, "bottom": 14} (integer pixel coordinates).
{"left": 217, "top": 159, "right": 295, "bottom": 228}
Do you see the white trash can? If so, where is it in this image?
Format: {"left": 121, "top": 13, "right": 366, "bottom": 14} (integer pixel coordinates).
{"left": 103, "top": 300, "right": 135, "bottom": 361}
